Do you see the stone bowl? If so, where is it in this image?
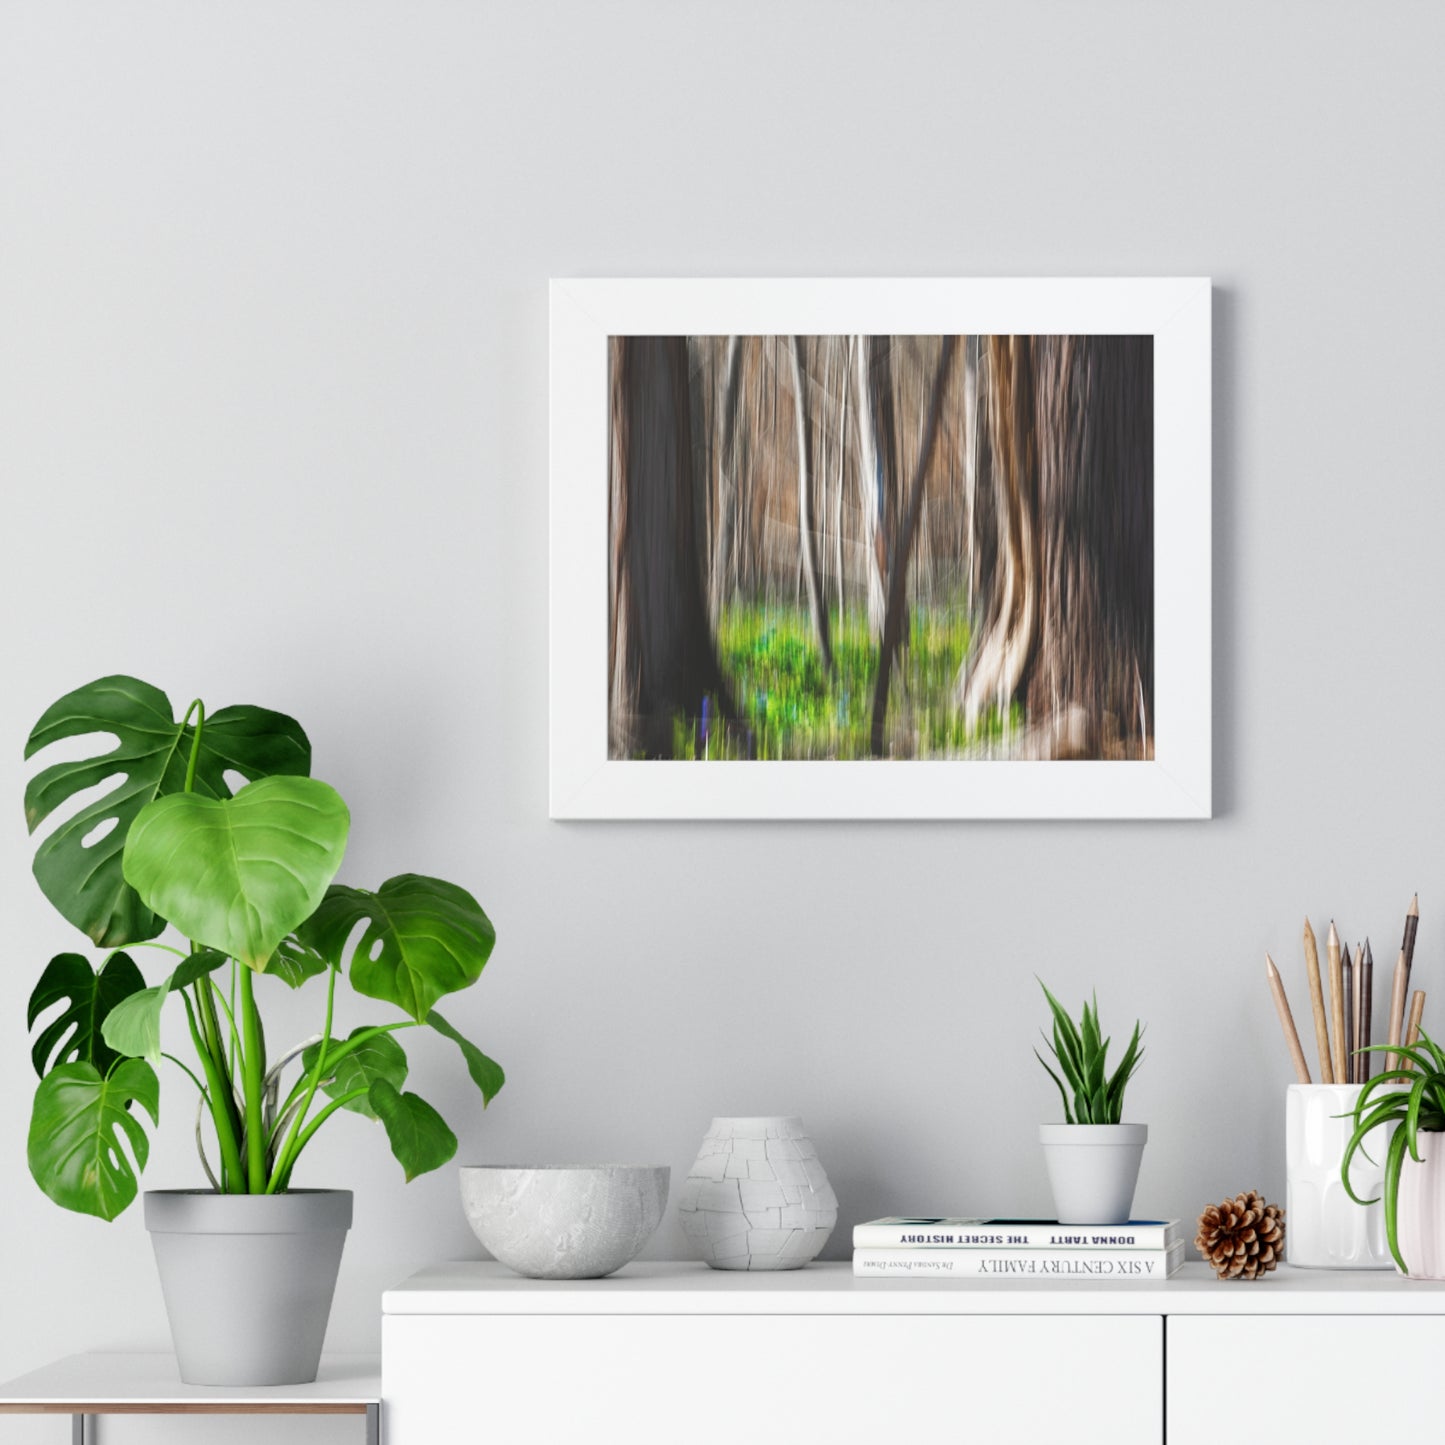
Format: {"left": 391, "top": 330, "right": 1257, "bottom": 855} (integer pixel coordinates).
{"left": 459, "top": 1165, "right": 670, "bottom": 1280}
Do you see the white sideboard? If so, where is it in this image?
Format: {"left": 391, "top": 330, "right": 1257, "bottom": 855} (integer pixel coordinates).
{"left": 383, "top": 1260, "right": 1445, "bottom": 1445}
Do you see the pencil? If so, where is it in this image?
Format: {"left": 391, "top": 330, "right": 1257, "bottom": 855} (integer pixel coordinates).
{"left": 1342, "top": 943, "right": 1354, "bottom": 1085}
{"left": 1328, "top": 922, "right": 1346, "bottom": 1084}
{"left": 1304, "top": 918, "right": 1333, "bottom": 1083}
{"left": 1266, "top": 953, "right": 1311, "bottom": 1084}
{"left": 1387, "top": 949, "right": 1408, "bottom": 1073}
{"left": 1360, "top": 939, "right": 1374, "bottom": 1083}
{"left": 1402, "top": 893, "right": 1420, "bottom": 1009}
{"left": 1351, "top": 943, "right": 1364, "bottom": 1084}
{"left": 1402, "top": 990, "right": 1427, "bottom": 1073}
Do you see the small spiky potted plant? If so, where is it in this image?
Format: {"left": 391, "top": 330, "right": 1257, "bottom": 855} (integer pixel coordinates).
{"left": 1342, "top": 1031, "right": 1445, "bottom": 1278}
{"left": 22, "top": 677, "right": 506, "bottom": 1385}
{"left": 1035, "top": 982, "right": 1146, "bottom": 1224}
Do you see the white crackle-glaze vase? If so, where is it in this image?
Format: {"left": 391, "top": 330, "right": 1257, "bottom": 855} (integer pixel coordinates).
{"left": 1286, "top": 1083, "right": 1394, "bottom": 1268}
{"left": 677, "top": 1116, "right": 837, "bottom": 1270}
{"left": 1395, "top": 1130, "right": 1445, "bottom": 1279}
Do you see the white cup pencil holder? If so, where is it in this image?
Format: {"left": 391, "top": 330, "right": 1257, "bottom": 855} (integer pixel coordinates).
{"left": 1285, "top": 1083, "right": 1395, "bottom": 1269}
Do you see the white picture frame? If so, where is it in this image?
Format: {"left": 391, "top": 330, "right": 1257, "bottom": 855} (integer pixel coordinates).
{"left": 550, "top": 277, "right": 1211, "bottom": 820}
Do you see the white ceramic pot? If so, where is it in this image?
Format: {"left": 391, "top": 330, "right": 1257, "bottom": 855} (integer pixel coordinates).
{"left": 1286, "top": 1083, "right": 1394, "bottom": 1269}
{"left": 677, "top": 1116, "right": 837, "bottom": 1270}
{"left": 1039, "top": 1123, "right": 1147, "bottom": 1224}
{"left": 145, "top": 1189, "right": 350, "bottom": 1386}
{"left": 459, "top": 1165, "right": 670, "bottom": 1279}
{"left": 1396, "top": 1130, "right": 1445, "bottom": 1279}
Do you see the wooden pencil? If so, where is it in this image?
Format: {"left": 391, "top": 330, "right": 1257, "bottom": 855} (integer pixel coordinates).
{"left": 1351, "top": 942, "right": 1364, "bottom": 1084}
{"left": 1402, "top": 893, "right": 1420, "bottom": 1010}
{"left": 1342, "top": 943, "right": 1354, "bottom": 1084}
{"left": 1402, "top": 990, "right": 1427, "bottom": 1072}
{"left": 1266, "top": 953, "right": 1312, "bottom": 1084}
{"left": 1352, "top": 942, "right": 1375, "bottom": 1080}
{"left": 1406, "top": 989, "right": 1426, "bottom": 1043}
{"left": 1304, "top": 918, "right": 1333, "bottom": 1083}
{"left": 1387, "top": 948, "right": 1408, "bottom": 1073}
{"left": 1327, "top": 921, "right": 1347, "bottom": 1084}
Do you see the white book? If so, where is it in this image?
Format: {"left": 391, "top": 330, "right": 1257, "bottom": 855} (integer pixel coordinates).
{"left": 853, "top": 1240, "right": 1186, "bottom": 1279}
{"left": 852, "top": 1217, "right": 1183, "bottom": 1250}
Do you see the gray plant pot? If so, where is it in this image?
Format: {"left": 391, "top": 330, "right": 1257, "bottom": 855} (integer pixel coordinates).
{"left": 1039, "top": 1124, "right": 1147, "bottom": 1224}
{"left": 144, "top": 1189, "right": 351, "bottom": 1386}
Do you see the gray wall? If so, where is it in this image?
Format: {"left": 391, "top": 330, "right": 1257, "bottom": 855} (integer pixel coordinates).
{"left": 2, "top": 2, "right": 1443, "bottom": 1439}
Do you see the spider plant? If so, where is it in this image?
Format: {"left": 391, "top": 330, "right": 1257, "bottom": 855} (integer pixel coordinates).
{"left": 1035, "top": 981, "right": 1145, "bottom": 1125}
{"left": 1341, "top": 1030, "right": 1445, "bottom": 1274}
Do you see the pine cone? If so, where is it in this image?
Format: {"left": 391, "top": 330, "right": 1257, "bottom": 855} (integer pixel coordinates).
{"left": 1195, "top": 1190, "right": 1285, "bottom": 1280}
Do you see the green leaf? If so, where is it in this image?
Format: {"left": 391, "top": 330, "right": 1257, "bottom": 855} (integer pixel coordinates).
{"left": 1081, "top": 995, "right": 1101, "bottom": 1062}
{"left": 1034, "top": 1047, "right": 1075, "bottom": 1124}
{"left": 1417, "top": 1028, "right": 1445, "bottom": 1074}
{"left": 427, "top": 1010, "right": 505, "bottom": 1105}
{"left": 1341, "top": 1093, "right": 1410, "bottom": 1204}
{"left": 27, "top": 951, "right": 145, "bottom": 1078}
{"left": 101, "top": 950, "right": 232, "bottom": 1066}
{"left": 122, "top": 776, "right": 350, "bottom": 970}
{"left": 27, "top": 1059, "right": 159, "bottom": 1220}
{"left": 24, "top": 676, "right": 310, "bottom": 948}
{"left": 305, "top": 874, "right": 496, "bottom": 1023}
{"left": 1384, "top": 1045, "right": 1438, "bottom": 1076}
{"left": 1039, "top": 982, "right": 1084, "bottom": 1082}
{"left": 170, "top": 949, "right": 229, "bottom": 992}
{"left": 268, "top": 933, "right": 332, "bottom": 989}
{"left": 1384, "top": 1125, "right": 1411, "bottom": 1273}
{"left": 368, "top": 1078, "right": 457, "bottom": 1181}
{"left": 1105, "top": 1025, "right": 1144, "bottom": 1122}
{"left": 302, "top": 1028, "right": 409, "bottom": 1121}
{"left": 100, "top": 982, "right": 169, "bottom": 1066}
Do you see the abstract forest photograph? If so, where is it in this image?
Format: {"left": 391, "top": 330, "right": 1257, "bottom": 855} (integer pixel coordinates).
{"left": 607, "top": 334, "right": 1153, "bottom": 762}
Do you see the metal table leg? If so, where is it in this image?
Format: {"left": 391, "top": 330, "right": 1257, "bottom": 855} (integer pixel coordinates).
{"left": 72, "top": 1414, "right": 90, "bottom": 1445}
{"left": 366, "top": 1402, "right": 380, "bottom": 1445}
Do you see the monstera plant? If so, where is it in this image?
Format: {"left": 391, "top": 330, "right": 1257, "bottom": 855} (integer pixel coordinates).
{"left": 24, "top": 675, "right": 503, "bottom": 1220}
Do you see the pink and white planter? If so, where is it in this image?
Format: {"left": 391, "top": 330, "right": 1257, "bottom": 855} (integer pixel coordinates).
{"left": 1397, "top": 1129, "right": 1445, "bottom": 1279}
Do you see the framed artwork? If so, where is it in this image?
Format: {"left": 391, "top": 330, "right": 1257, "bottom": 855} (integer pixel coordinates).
{"left": 550, "top": 277, "right": 1210, "bottom": 819}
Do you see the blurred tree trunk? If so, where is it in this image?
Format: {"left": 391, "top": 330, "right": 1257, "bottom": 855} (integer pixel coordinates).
{"left": 852, "top": 335, "right": 891, "bottom": 637}
{"left": 709, "top": 335, "right": 744, "bottom": 623}
{"left": 609, "top": 336, "right": 736, "bottom": 758}
{"left": 957, "top": 335, "right": 1153, "bottom": 757}
{"left": 833, "top": 339, "right": 850, "bottom": 618}
{"left": 869, "top": 337, "right": 957, "bottom": 756}
{"left": 789, "top": 336, "right": 834, "bottom": 674}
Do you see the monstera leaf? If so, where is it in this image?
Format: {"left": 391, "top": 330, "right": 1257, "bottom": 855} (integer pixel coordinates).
{"left": 100, "top": 951, "right": 228, "bottom": 1065}
{"left": 123, "top": 777, "right": 350, "bottom": 970}
{"left": 28, "top": 1059, "right": 159, "bottom": 1220}
{"left": 303, "top": 875, "right": 496, "bottom": 1023}
{"left": 268, "top": 932, "right": 332, "bottom": 989}
{"left": 25, "top": 676, "right": 310, "bottom": 947}
{"left": 427, "top": 1010, "right": 505, "bottom": 1105}
{"left": 368, "top": 1078, "right": 457, "bottom": 1181}
{"left": 302, "top": 1028, "right": 409, "bottom": 1120}
{"left": 27, "top": 951, "right": 146, "bottom": 1078}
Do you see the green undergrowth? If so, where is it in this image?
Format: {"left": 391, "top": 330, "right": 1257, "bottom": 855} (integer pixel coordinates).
{"left": 670, "top": 603, "right": 1022, "bottom": 760}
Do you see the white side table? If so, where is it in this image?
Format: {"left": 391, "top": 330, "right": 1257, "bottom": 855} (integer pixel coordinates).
{"left": 0, "top": 1352, "right": 380, "bottom": 1444}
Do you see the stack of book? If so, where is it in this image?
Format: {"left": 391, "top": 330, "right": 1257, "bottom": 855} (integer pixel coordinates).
{"left": 852, "top": 1217, "right": 1185, "bottom": 1279}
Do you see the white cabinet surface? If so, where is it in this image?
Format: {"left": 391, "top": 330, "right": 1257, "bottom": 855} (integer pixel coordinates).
{"left": 385, "top": 1312, "right": 1161, "bottom": 1445}
{"left": 383, "top": 1261, "right": 1445, "bottom": 1444}
{"left": 1166, "top": 1315, "right": 1430, "bottom": 1445}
